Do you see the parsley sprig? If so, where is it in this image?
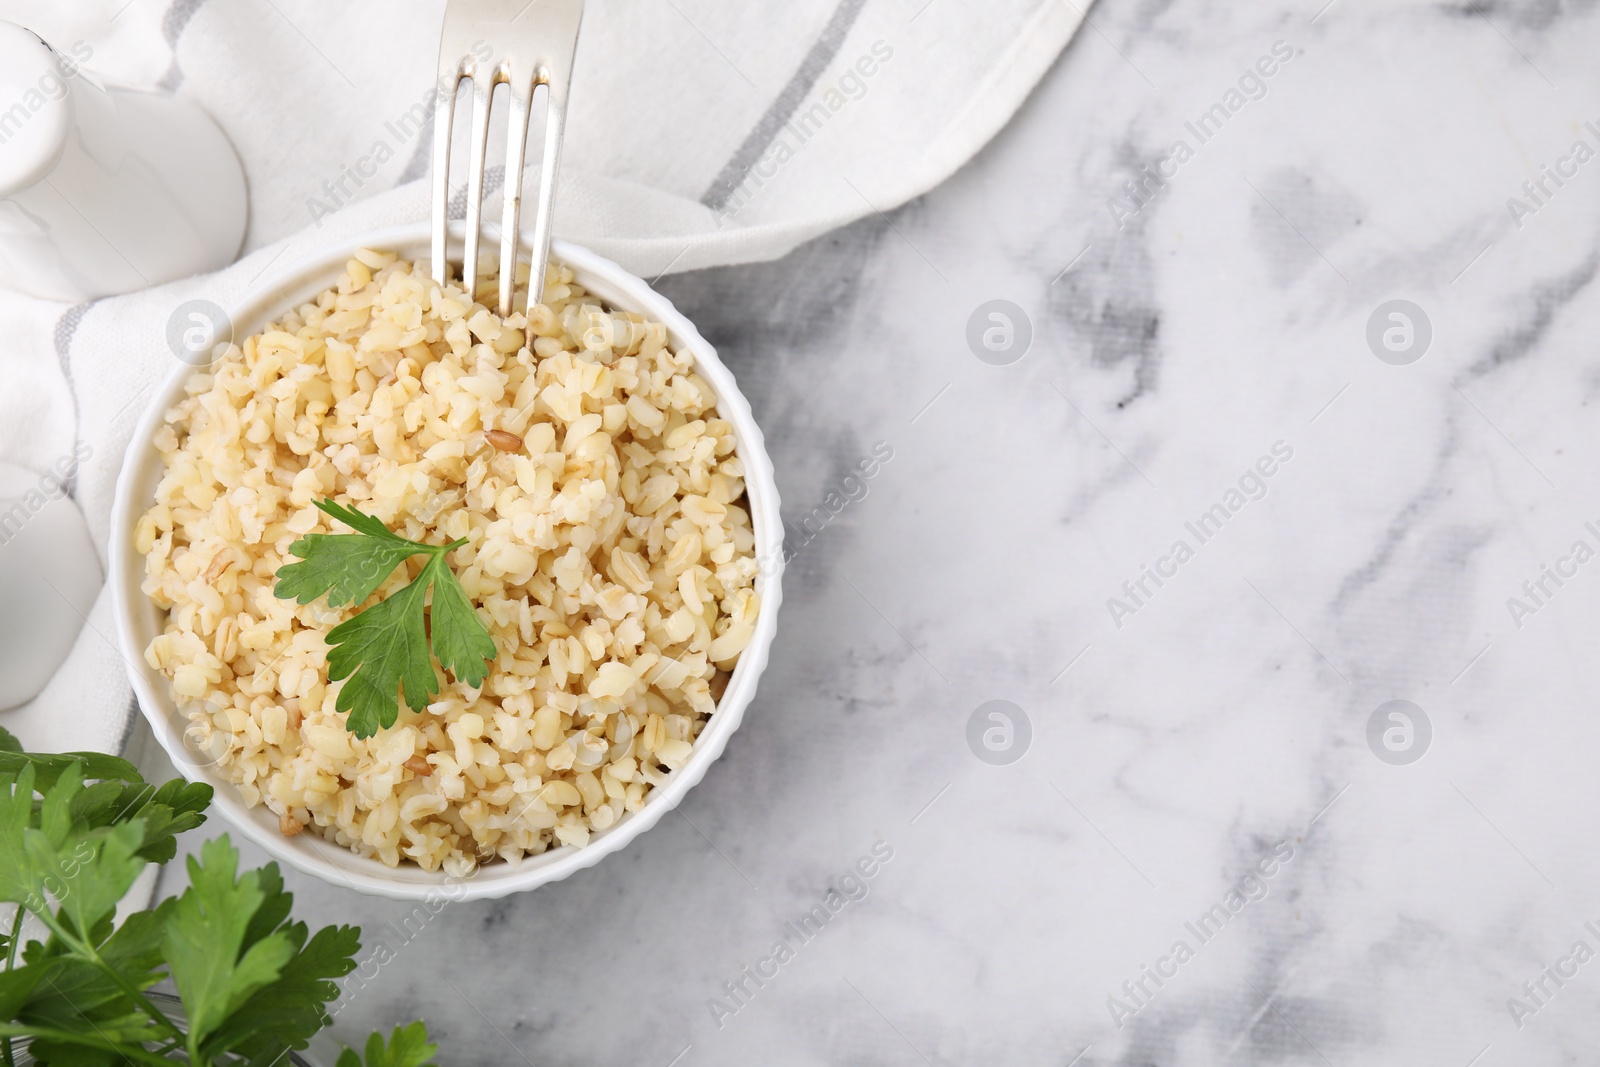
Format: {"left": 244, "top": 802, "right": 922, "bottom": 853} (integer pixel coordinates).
{"left": 275, "top": 500, "right": 496, "bottom": 739}
{"left": 0, "top": 728, "right": 440, "bottom": 1065}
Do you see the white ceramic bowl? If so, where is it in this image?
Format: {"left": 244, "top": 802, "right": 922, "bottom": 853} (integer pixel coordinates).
{"left": 110, "top": 221, "right": 783, "bottom": 900}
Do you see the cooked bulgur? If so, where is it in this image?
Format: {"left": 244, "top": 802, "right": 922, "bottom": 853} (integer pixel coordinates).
{"left": 136, "top": 250, "right": 759, "bottom": 875}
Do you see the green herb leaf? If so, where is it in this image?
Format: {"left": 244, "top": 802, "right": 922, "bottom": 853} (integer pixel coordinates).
{"left": 238, "top": 862, "right": 294, "bottom": 951}
{"left": 66, "top": 776, "right": 210, "bottom": 866}
{"left": 275, "top": 535, "right": 420, "bottom": 609}
{"left": 122, "top": 779, "right": 214, "bottom": 865}
{"left": 276, "top": 499, "right": 495, "bottom": 738}
{"left": 14, "top": 1006, "right": 171, "bottom": 1063}
{"left": 275, "top": 501, "right": 426, "bottom": 609}
{"left": 0, "top": 957, "right": 55, "bottom": 1021}
{"left": 208, "top": 921, "right": 361, "bottom": 1059}
{"left": 0, "top": 748, "right": 142, "bottom": 792}
{"left": 94, "top": 906, "right": 171, "bottom": 989}
{"left": 161, "top": 836, "right": 295, "bottom": 1048}
{"left": 0, "top": 764, "right": 146, "bottom": 929}
{"left": 0, "top": 767, "right": 43, "bottom": 909}
{"left": 326, "top": 571, "right": 438, "bottom": 737}
{"left": 422, "top": 554, "right": 497, "bottom": 689}
{"left": 0, "top": 743, "right": 444, "bottom": 1063}
{"left": 4, "top": 955, "right": 159, "bottom": 1040}
{"left": 311, "top": 499, "right": 415, "bottom": 542}
{"left": 337, "top": 1021, "right": 438, "bottom": 1067}
{"left": 25, "top": 819, "right": 147, "bottom": 942}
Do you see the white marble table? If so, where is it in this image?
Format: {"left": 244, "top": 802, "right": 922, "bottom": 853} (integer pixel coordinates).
{"left": 145, "top": 1, "right": 1600, "bottom": 1063}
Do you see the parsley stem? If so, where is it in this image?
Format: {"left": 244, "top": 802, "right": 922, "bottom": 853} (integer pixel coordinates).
{"left": 0, "top": 1023, "right": 177, "bottom": 1066}
{"left": 77, "top": 939, "right": 189, "bottom": 1047}
{"left": 23, "top": 902, "right": 188, "bottom": 1048}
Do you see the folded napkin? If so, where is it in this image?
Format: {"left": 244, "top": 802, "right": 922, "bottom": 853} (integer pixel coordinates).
{"left": 0, "top": 0, "right": 1091, "bottom": 755}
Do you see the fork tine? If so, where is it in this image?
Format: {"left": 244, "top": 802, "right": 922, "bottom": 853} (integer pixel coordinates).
{"left": 497, "top": 73, "right": 534, "bottom": 317}
{"left": 433, "top": 0, "right": 584, "bottom": 313}
{"left": 430, "top": 67, "right": 461, "bottom": 286}
{"left": 461, "top": 65, "right": 496, "bottom": 305}
{"left": 523, "top": 1, "right": 583, "bottom": 316}
{"left": 525, "top": 73, "right": 567, "bottom": 316}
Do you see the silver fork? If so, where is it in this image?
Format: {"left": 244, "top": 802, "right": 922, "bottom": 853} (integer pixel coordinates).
{"left": 430, "top": 0, "right": 584, "bottom": 316}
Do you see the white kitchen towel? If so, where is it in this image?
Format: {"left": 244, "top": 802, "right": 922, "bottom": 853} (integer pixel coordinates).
{"left": 0, "top": 0, "right": 1091, "bottom": 756}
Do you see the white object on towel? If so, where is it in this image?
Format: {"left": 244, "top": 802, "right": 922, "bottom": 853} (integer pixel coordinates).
{"left": 0, "top": 0, "right": 1092, "bottom": 756}
{"left": 0, "top": 20, "right": 247, "bottom": 301}
{"left": 0, "top": 459, "right": 101, "bottom": 710}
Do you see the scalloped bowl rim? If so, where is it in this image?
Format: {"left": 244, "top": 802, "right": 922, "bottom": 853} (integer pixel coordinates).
{"left": 109, "top": 222, "right": 784, "bottom": 901}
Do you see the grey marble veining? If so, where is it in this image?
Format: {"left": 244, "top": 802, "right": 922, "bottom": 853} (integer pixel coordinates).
{"left": 141, "top": 1, "right": 1600, "bottom": 1063}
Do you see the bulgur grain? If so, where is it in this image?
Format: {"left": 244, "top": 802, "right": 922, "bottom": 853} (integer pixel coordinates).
{"left": 485, "top": 429, "right": 524, "bottom": 453}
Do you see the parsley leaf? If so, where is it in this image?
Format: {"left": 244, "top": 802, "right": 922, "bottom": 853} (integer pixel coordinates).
{"left": 275, "top": 500, "right": 495, "bottom": 738}
{"left": 70, "top": 776, "right": 213, "bottom": 864}
{"left": 336, "top": 1021, "right": 439, "bottom": 1067}
{"left": 0, "top": 763, "right": 144, "bottom": 930}
{"left": 326, "top": 569, "right": 439, "bottom": 738}
{"left": 0, "top": 743, "right": 441, "bottom": 1062}
{"left": 276, "top": 500, "right": 429, "bottom": 609}
{"left": 419, "top": 553, "right": 497, "bottom": 690}
{"left": 0, "top": 766, "right": 47, "bottom": 910}
{"left": 202, "top": 917, "right": 362, "bottom": 1059}
{"left": 26, "top": 817, "right": 146, "bottom": 943}
{"left": 162, "top": 837, "right": 296, "bottom": 1055}
{"left": 0, "top": 742, "right": 141, "bottom": 792}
